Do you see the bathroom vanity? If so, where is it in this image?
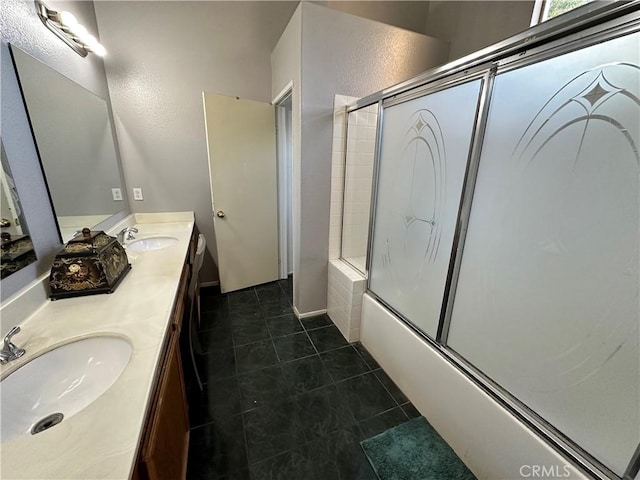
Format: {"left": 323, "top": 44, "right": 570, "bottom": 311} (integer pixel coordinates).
{"left": 0, "top": 212, "right": 195, "bottom": 480}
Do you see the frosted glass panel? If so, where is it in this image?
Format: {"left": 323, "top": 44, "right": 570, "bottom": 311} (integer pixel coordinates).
{"left": 369, "top": 80, "right": 482, "bottom": 337}
{"left": 341, "top": 104, "right": 379, "bottom": 274}
{"left": 447, "top": 32, "right": 639, "bottom": 475}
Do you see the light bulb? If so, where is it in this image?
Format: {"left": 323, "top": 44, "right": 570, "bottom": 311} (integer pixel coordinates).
{"left": 92, "top": 43, "right": 106, "bottom": 57}
{"left": 83, "top": 34, "right": 98, "bottom": 48}
{"left": 69, "top": 23, "right": 87, "bottom": 38}
{"left": 58, "top": 11, "right": 77, "bottom": 28}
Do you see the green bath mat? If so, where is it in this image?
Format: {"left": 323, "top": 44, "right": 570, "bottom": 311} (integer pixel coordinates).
{"left": 360, "top": 417, "right": 477, "bottom": 480}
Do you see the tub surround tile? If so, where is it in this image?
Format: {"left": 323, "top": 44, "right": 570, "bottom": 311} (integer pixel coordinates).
{"left": 327, "top": 259, "right": 366, "bottom": 343}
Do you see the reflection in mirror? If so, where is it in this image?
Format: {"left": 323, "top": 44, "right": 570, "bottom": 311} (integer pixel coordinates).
{"left": 10, "top": 45, "right": 125, "bottom": 242}
{"left": 1, "top": 141, "right": 36, "bottom": 279}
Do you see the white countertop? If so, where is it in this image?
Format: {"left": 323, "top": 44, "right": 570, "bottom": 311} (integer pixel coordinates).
{"left": 0, "top": 212, "right": 195, "bottom": 480}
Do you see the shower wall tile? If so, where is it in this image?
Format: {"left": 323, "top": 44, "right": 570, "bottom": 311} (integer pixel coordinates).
{"left": 328, "top": 95, "right": 371, "bottom": 343}
{"left": 327, "top": 259, "right": 366, "bottom": 342}
{"left": 342, "top": 103, "right": 378, "bottom": 263}
{"left": 329, "top": 94, "right": 358, "bottom": 260}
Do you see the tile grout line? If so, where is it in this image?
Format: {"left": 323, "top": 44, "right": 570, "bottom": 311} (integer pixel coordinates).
{"left": 195, "top": 283, "right": 406, "bottom": 479}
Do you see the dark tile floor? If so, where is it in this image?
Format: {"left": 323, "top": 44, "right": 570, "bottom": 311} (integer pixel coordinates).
{"left": 186, "top": 278, "right": 420, "bottom": 479}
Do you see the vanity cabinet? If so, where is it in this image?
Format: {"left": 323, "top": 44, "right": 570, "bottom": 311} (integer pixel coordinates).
{"left": 134, "top": 255, "right": 192, "bottom": 479}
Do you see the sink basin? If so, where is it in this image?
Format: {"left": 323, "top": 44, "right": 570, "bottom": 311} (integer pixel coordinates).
{"left": 1, "top": 336, "right": 132, "bottom": 442}
{"left": 126, "top": 236, "right": 177, "bottom": 251}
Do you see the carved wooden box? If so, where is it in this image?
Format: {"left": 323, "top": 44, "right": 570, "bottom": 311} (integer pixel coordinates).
{"left": 49, "top": 228, "right": 131, "bottom": 300}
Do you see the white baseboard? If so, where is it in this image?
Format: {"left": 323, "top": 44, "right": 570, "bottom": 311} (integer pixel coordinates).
{"left": 295, "top": 307, "right": 328, "bottom": 319}
{"left": 200, "top": 281, "right": 219, "bottom": 288}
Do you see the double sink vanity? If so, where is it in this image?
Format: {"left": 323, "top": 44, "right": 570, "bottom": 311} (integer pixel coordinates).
{"left": 0, "top": 212, "right": 196, "bottom": 479}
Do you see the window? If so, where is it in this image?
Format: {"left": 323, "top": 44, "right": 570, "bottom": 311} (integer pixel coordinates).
{"left": 531, "top": 0, "right": 595, "bottom": 25}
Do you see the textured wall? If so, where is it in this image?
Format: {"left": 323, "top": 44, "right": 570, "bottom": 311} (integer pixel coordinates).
{"left": 94, "top": 1, "right": 298, "bottom": 285}
{"left": 297, "top": 3, "right": 449, "bottom": 314}
{"left": 0, "top": 0, "right": 128, "bottom": 302}
{"left": 315, "top": 1, "right": 431, "bottom": 35}
{"left": 425, "top": 0, "right": 535, "bottom": 61}
{"left": 271, "top": 5, "right": 302, "bottom": 304}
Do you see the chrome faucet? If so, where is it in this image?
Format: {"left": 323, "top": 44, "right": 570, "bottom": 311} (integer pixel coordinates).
{"left": 117, "top": 227, "right": 139, "bottom": 244}
{"left": 0, "top": 326, "right": 25, "bottom": 365}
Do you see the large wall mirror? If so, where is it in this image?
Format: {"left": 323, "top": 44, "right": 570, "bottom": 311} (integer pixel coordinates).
{"left": 1, "top": 140, "right": 36, "bottom": 279}
{"left": 10, "top": 45, "right": 126, "bottom": 242}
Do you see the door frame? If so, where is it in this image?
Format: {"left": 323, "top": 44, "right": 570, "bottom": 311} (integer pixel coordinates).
{"left": 273, "top": 82, "right": 293, "bottom": 280}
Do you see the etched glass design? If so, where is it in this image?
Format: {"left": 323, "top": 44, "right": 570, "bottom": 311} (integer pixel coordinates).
{"left": 447, "top": 32, "right": 640, "bottom": 474}
{"left": 369, "top": 80, "right": 482, "bottom": 337}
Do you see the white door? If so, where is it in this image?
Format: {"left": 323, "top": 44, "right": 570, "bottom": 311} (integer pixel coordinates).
{"left": 203, "top": 93, "right": 279, "bottom": 293}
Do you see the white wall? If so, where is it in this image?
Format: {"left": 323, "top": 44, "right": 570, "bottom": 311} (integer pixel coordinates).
{"left": 425, "top": 0, "right": 535, "bottom": 61}
{"left": 272, "top": 4, "right": 302, "bottom": 302}
{"left": 95, "top": 1, "right": 298, "bottom": 286}
{"left": 296, "top": 3, "right": 449, "bottom": 314}
{"left": 0, "top": 0, "right": 128, "bottom": 301}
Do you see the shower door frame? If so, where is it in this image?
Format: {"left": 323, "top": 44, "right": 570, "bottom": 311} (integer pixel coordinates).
{"left": 345, "top": 3, "right": 640, "bottom": 479}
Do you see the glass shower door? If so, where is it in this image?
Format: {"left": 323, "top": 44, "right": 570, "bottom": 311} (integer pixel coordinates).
{"left": 369, "top": 79, "right": 482, "bottom": 338}
{"left": 447, "top": 31, "right": 640, "bottom": 475}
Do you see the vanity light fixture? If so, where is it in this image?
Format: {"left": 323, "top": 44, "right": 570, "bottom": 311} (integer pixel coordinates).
{"left": 35, "top": 0, "right": 106, "bottom": 57}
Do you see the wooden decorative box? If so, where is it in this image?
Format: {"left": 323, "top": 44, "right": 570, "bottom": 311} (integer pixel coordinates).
{"left": 1, "top": 233, "right": 36, "bottom": 279}
{"left": 49, "top": 228, "right": 131, "bottom": 300}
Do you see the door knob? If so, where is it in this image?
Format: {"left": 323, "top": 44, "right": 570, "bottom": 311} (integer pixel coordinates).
{"left": 216, "top": 210, "right": 225, "bottom": 218}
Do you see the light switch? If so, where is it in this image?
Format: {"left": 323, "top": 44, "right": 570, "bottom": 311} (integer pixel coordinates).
{"left": 133, "top": 188, "right": 144, "bottom": 201}
{"left": 111, "top": 188, "right": 123, "bottom": 201}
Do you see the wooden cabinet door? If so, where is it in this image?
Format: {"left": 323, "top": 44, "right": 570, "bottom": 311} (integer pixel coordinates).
{"left": 142, "top": 333, "right": 189, "bottom": 480}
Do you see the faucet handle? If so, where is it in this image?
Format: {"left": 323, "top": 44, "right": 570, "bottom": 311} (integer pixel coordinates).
{"left": 1, "top": 326, "right": 25, "bottom": 363}
{"left": 4, "top": 326, "right": 21, "bottom": 345}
